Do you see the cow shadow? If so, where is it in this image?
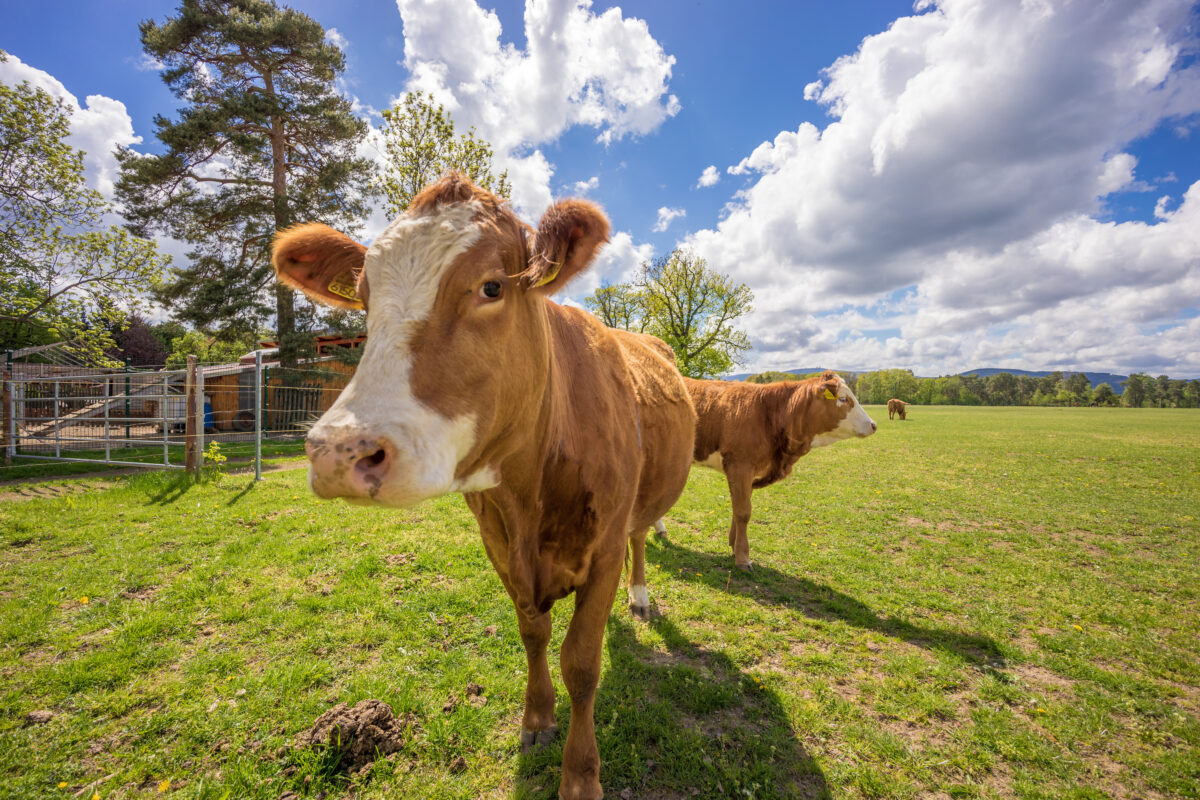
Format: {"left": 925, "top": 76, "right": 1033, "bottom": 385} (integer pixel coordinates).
{"left": 514, "top": 613, "right": 830, "bottom": 799}
{"left": 650, "top": 536, "right": 1004, "bottom": 669}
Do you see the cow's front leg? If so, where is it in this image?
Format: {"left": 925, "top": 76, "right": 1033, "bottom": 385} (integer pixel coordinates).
{"left": 517, "top": 609, "right": 558, "bottom": 750}
{"left": 725, "top": 467, "right": 754, "bottom": 570}
{"left": 627, "top": 526, "right": 650, "bottom": 620}
{"left": 558, "top": 550, "right": 622, "bottom": 800}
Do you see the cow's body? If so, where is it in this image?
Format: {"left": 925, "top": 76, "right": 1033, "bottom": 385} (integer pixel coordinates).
{"left": 663, "top": 372, "right": 875, "bottom": 569}
{"left": 888, "top": 398, "right": 908, "bottom": 420}
{"left": 273, "top": 174, "right": 695, "bottom": 799}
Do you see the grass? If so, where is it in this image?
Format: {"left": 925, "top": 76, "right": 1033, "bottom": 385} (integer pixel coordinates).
{"left": 0, "top": 405, "right": 1196, "bottom": 799}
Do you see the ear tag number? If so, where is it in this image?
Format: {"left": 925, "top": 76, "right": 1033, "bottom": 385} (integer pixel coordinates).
{"left": 327, "top": 272, "right": 359, "bottom": 301}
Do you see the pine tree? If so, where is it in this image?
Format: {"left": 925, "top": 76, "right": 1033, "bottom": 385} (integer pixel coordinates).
{"left": 116, "top": 0, "right": 373, "bottom": 368}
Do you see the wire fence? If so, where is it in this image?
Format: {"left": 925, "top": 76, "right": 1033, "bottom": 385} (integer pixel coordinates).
{"left": 1, "top": 354, "right": 352, "bottom": 481}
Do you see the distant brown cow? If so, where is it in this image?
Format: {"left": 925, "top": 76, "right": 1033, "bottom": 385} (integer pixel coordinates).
{"left": 273, "top": 173, "right": 695, "bottom": 800}
{"left": 888, "top": 398, "right": 908, "bottom": 420}
{"left": 659, "top": 372, "right": 876, "bottom": 570}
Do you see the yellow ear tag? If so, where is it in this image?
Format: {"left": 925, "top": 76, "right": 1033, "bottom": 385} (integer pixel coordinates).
{"left": 533, "top": 263, "right": 562, "bottom": 288}
{"left": 824, "top": 389, "right": 837, "bottom": 400}
{"left": 326, "top": 272, "right": 359, "bottom": 301}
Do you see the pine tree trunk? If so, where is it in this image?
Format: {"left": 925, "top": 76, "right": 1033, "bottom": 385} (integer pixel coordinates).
{"left": 267, "top": 72, "right": 299, "bottom": 372}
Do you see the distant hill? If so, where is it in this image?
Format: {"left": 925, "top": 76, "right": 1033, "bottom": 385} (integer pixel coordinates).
{"left": 727, "top": 366, "right": 1130, "bottom": 393}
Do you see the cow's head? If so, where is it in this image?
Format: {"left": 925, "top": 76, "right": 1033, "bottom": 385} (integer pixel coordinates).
{"left": 272, "top": 172, "right": 609, "bottom": 507}
{"left": 802, "top": 371, "right": 877, "bottom": 447}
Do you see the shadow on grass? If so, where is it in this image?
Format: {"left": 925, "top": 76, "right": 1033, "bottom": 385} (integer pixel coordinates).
{"left": 652, "top": 536, "right": 1004, "bottom": 668}
{"left": 146, "top": 472, "right": 196, "bottom": 505}
{"left": 515, "top": 613, "right": 829, "bottom": 800}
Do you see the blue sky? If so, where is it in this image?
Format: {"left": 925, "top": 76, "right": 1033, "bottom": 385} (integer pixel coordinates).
{"left": 3, "top": 0, "right": 1199, "bottom": 377}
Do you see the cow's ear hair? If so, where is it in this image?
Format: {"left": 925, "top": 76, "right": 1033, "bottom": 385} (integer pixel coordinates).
{"left": 522, "top": 199, "right": 610, "bottom": 292}
{"left": 273, "top": 223, "right": 368, "bottom": 310}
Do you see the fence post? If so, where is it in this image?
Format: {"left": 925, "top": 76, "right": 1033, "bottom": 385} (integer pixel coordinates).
{"left": 53, "top": 379, "right": 61, "bottom": 459}
{"left": 197, "top": 364, "right": 205, "bottom": 473}
{"left": 124, "top": 357, "right": 131, "bottom": 448}
{"left": 104, "top": 373, "right": 111, "bottom": 464}
{"left": 1, "top": 371, "right": 11, "bottom": 466}
{"left": 254, "top": 349, "right": 263, "bottom": 481}
{"left": 185, "top": 355, "right": 199, "bottom": 477}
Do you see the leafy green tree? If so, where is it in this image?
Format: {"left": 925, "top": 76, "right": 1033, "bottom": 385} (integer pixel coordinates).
{"left": 164, "top": 328, "right": 263, "bottom": 368}
{"left": 376, "top": 91, "right": 511, "bottom": 217}
{"left": 584, "top": 282, "right": 647, "bottom": 333}
{"left": 1, "top": 53, "right": 104, "bottom": 264}
{"left": 1123, "top": 374, "right": 1147, "bottom": 407}
{"left": 1093, "top": 382, "right": 1116, "bottom": 406}
{"left": 582, "top": 250, "right": 753, "bottom": 378}
{"left": 2, "top": 56, "right": 169, "bottom": 363}
{"left": 116, "top": 0, "right": 373, "bottom": 370}
{"left": 1064, "top": 372, "right": 1092, "bottom": 405}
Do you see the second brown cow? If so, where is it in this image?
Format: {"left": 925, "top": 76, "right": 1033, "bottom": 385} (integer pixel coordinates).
{"left": 659, "top": 371, "right": 876, "bottom": 570}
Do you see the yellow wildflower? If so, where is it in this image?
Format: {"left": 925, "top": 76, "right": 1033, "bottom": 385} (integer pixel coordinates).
{"left": 159, "top": 778, "right": 171, "bottom": 792}
{"left": 1072, "top": 624, "right": 1082, "bottom": 632}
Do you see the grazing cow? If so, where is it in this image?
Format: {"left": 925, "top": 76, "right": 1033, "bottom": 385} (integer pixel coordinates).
{"left": 272, "top": 173, "right": 695, "bottom": 800}
{"left": 660, "top": 372, "right": 876, "bottom": 570}
{"left": 887, "top": 398, "right": 908, "bottom": 420}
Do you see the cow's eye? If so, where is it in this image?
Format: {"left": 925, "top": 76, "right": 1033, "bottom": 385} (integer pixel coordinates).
{"left": 480, "top": 280, "right": 503, "bottom": 299}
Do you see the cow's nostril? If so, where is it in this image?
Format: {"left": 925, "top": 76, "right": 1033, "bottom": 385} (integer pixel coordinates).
{"left": 357, "top": 448, "right": 388, "bottom": 470}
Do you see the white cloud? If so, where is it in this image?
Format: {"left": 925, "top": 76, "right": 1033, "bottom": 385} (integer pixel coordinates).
{"left": 0, "top": 53, "right": 141, "bottom": 199}
{"left": 395, "top": 0, "right": 679, "bottom": 217}
{"left": 652, "top": 206, "right": 686, "bottom": 232}
{"left": 572, "top": 176, "right": 600, "bottom": 194}
{"left": 686, "top": 0, "right": 1200, "bottom": 376}
{"left": 697, "top": 165, "right": 720, "bottom": 187}
{"left": 326, "top": 28, "right": 349, "bottom": 51}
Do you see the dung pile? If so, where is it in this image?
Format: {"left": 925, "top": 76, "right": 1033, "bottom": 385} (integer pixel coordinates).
{"left": 296, "top": 699, "right": 415, "bottom": 775}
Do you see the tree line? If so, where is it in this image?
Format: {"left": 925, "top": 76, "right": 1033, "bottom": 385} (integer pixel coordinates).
{"left": 748, "top": 368, "right": 1200, "bottom": 408}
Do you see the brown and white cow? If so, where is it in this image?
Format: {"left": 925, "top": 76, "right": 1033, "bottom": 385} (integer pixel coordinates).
{"left": 272, "top": 173, "right": 696, "bottom": 800}
{"left": 659, "top": 372, "right": 876, "bottom": 570}
{"left": 887, "top": 398, "right": 908, "bottom": 420}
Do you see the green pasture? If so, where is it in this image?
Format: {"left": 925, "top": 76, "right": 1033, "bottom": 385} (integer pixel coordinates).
{"left": 0, "top": 406, "right": 1197, "bottom": 799}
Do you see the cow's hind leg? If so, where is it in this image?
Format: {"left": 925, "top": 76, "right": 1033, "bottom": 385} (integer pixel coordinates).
{"left": 726, "top": 467, "right": 754, "bottom": 571}
{"left": 558, "top": 550, "right": 623, "bottom": 800}
{"left": 628, "top": 526, "right": 651, "bottom": 620}
{"left": 517, "top": 610, "right": 558, "bottom": 750}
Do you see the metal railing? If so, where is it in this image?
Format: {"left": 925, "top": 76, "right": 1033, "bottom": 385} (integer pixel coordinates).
{"left": 1, "top": 351, "right": 353, "bottom": 480}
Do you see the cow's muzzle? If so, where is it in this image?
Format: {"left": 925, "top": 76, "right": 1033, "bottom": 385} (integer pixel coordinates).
{"left": 305, "top": 434, "right": 395, "bottom": 500}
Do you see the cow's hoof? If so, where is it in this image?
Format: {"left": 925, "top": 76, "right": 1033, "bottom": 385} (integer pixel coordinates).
{"left": 629, "top": 601, "right": 651, "bottom": 621}
{"left": 519, "top": 725, "right": 558, "bottom": 752}
{"left": 736, "top": 561, "right": 753, "bottom": 572}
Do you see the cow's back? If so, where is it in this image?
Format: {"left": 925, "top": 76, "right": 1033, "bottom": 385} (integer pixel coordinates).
{"left": 610, "top": 329, "right": 696, "bottom": 534}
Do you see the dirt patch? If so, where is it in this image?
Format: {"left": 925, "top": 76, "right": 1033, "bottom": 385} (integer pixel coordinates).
{"left": 295, "top": 699, "right": 417, "bottom": 775}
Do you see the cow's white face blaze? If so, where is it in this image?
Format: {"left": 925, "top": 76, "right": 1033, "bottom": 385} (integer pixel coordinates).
{"left": 304, "top": 201, "right": 494, "bottom": 507}
{"left": 811, "top": 378, "right": 876, "bottom": 447}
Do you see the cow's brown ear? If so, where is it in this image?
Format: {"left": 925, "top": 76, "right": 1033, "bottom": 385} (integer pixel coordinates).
{"left": 522, "top": 199, "right": 610, "bottom": 292}
{"left": 819, "top": 374, "right": 840, "bottom": 400}
{"left": 273, "top": 223, "right": 368, "bottom": 310}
